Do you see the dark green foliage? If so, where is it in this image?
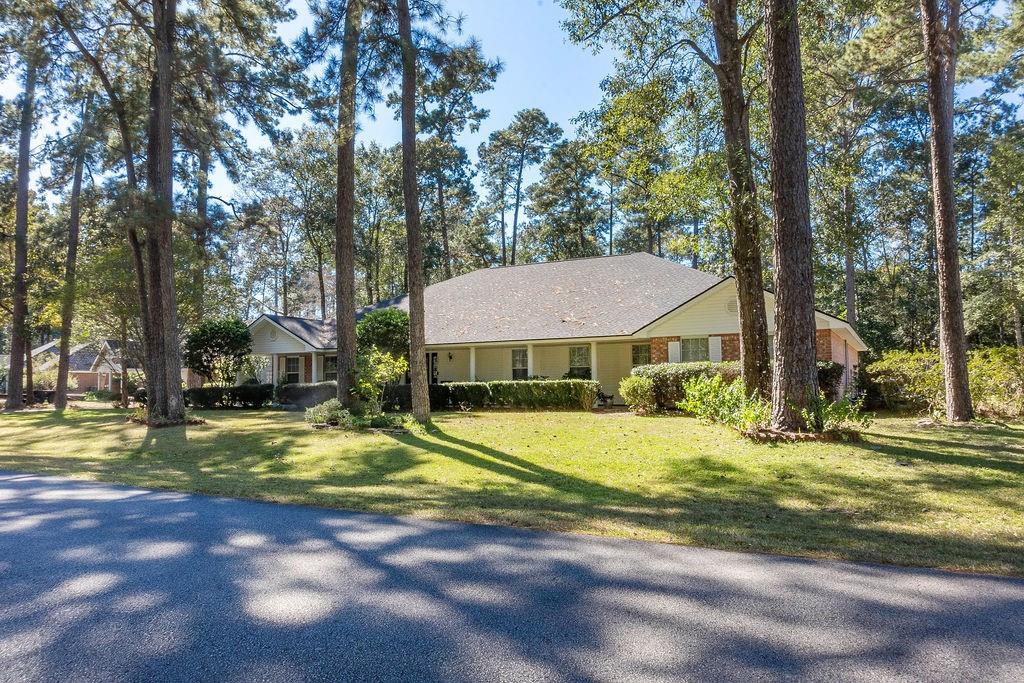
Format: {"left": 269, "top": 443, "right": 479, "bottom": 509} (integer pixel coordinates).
{"left": 816, "top": 361, "right": 845, "bottom": 401}
{"left": 618, "top": 375, "right": 657, "bottom": 413}
{"left": 380, "top": 379, "right": 600, "bottom": 411}
{"left": 278, "top": 381, "right": 338, "bottom": 409}
{"left": 83, "top": 389, "right": 116, "bottom": 402}
{"left": 381, "top": 383, "right": 451, "bottom": 412}
{"left": 446, "top": 382, "right": 492, "bottom": 408}
{"left": 185, "top": 384, "right": 272, "bottom": 409}
{"left": 631, "top": 362, "right": 742, "bottom": 409}
{"left": 185, "top": 386, "right": 233, "bottom": 409}
{"left": 356, "top": 309, "right": 410, "bottom": 358}
{"left": 182, "top": 318, "right": 253, "bottom": 384}
{"left": 232, "top": 383, "right": 274, "bottom": 408}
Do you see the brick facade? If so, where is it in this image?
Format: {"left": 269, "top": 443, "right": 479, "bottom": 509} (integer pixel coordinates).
{"left": 720, "top": 333, "right": 741, "bottom": 361}
{"left": 650, "top": 336, "right": 675, "bottom": 363}
{"left": 816, "top": 330, "right": 832, "bottom": 361}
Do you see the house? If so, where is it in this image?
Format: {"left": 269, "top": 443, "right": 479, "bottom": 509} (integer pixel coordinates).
{"left": 248, "top": 252, "right": 867, "bottom": 402}
{"left": 35, "top": 340, "right": 143, "bottom": 393}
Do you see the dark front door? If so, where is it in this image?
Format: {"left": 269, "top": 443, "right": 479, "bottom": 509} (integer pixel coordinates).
{"left": 426, "top": 352, "right": 439, "bottom": 384}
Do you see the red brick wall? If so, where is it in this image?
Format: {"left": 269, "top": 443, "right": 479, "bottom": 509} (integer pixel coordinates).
{"left": 650, "top": 337, "right": 675, "bottom": 363}
{"left": 720, "top": 333, "right": 740, "bottom": 361}
{"left": 816, "top": 330, "right": 832, "bottom": 361}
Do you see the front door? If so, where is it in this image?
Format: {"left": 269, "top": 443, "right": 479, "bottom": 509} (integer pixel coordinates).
{"left": 426, "top": 352, "right": 439, "bottom": 384}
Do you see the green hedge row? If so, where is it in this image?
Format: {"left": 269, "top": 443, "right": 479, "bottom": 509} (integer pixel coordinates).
{"left": 866, "top": 347, "right": 1024, "bottom": 417}
{"left": 277, "top": 381, "right": 338, "bottom": 408}
{"left": 185, "top": 383, "right": 274, "bottom": 409}
{"left": 382, "top": 379, "right": 601, "bottom": 411}
{"left": 628, "top": 360, "right": 846, "bottom": 410}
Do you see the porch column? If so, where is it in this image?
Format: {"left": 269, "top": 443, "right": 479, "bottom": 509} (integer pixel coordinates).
{"left": 469, "top": 347, "right": 476, "bottom": 382}
{"left": 270, "top": 354, "right": 278, "bottom": 385}
{"left": 591, "top": 341, "right": 598, "bottom": 384}
{"left": 311, "top": 352, "right": 320, "bottom": 383}
{"left": 527, "top": 344, "right": 534, "bottom": 378}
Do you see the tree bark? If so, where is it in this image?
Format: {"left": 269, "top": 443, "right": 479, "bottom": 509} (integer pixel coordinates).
{"left": 766, "top": 0, "right": 819, "bottom": 431}
{"left": 510, "top": 153, "right": 525, "bottom": 265}
{"left": 437, "top": 173, "right": 452, "bottom": 279}
{"left": 5, "top": 54, "right": 37, "bottom": 410}
{"left": 145, "top": 0, "right": 185, "bottom": 422}
{"left": 120, "top": 319, "right": 131, "bottom": 408}
{"left": 56, "top": 96, "right": 94, "bottom": 410}
{"left": 195, "top": 143, "right": 211, "bottom": 320}
{"left": 709, "top": 0, "right": 772, "bottom": 400}
{"left": 24, "top": 338, "right": 34, "bottom": 406}
{"left": 920, "top": 0, "right": 973, "bottom": 422}
{"left": 398, "top": 0, "right": 430, "bottom": 423}
{"left": 335, "top": 0, "right": 362, "bottom": 406}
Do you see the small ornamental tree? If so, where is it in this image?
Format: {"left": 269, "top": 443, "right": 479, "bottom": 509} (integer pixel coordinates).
{"left": 183, "top": 318, "right": 253, "bottom": 386}
{"left": 356, "top": 309, "right": 410, "bottom": 359}
{"left": 356, "top": 348, "right": 409, "bottom": 414}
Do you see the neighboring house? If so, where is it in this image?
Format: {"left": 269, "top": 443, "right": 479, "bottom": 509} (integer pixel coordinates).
{"left": 35, "top": 340, "right": 141, "bottom": 393}
{"left": 248, "top": 252, "right": 867, "bottom": 402}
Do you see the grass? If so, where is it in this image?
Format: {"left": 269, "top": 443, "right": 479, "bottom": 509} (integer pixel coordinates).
{"left": 0, "top": 407, "right": 1022, "bottom": 575}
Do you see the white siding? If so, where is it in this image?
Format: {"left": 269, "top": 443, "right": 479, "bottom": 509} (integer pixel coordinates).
{"left": 251, "top": 319, "right": 309, "bottom": 354}
{"left": 597, "top": 343, "right": 632, "bottom": 400}
{"left": 644, "top": 282, "right": 775, "bottom": 337}
{"left": 475, "top": 347, "right": 512, "bottom": 381}
{"left": 436, "top": 349, "right": 470, "bottom": 382}
{"left": 533, "top": 345, "right": 568, "bottom": 379}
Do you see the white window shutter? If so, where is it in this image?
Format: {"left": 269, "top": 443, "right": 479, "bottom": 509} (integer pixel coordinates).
{"left": 668, "top": 341, "right": 681, "bottom": 363}
{"left": 299, "top": 356, "right": 306, "bottom": 382}
{"left": 708, "top": 336, "right": 723, "bottom": 362}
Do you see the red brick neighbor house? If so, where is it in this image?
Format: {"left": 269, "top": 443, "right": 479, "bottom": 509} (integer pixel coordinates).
{"left": 248, "top": 253, "right": 867, "bottom": 403}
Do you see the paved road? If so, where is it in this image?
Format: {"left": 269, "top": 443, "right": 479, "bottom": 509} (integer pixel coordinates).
{"left": 0, "top": 472, "right": 1022, "bottom": 682}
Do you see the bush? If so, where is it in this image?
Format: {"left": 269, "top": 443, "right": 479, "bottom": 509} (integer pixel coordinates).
{"left": 866, "top": 347, "right": 1024, "bottom": 418}
{"left": 32, "top": 368, "right": 78, "bottom": 391}
{"left": 631, "top": 362, "right": 741, "bottom": 409}
{"left": 133, "top": 387, "right": 147, "bottom": 406}
{"left": 84, "top": 389, "right": 116, "bottom": 402}
{"left": 357, "top": 308, "right": 410, "bottom": 359}
{"left": 486, "top": 379, "right": 600, "bottom": 410}
{"left": 381, "top": 383, "right": 452, "bottom": 412}
{"left": 817, "top": 361, "right": 845, "bottom": 401}
{"left": 446, "top": 382, "right": 492, "bottom": 408}
{"left": 304, "top": 398, "right": 352, "bottom": 427}
{"left": 278, "top": 381, "right": 338, "bottom": 408}
{"left": 801, "top": 393, "right": 872, "bottom": 433}
{"left": 183, "top": 317, "right": 253, "bottom": 384}
{"left": 619, "top": 375, "right": 657, "bottom": 414}
{"left": 232, "top": 383, "right": 273, "bottom": 408}
{"left": 185, "top": 386, "right": 232, "bottom": 409}
{"left": 677, "top": 375, "right": 770, "bottom": 432}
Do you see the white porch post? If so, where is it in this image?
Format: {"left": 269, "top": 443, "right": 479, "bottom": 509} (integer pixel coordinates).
{"left": 270, "top": 354, "right": 278, "bottom": 385}
{"left": 527, "top": 344, "right": 534, "bottom": 378}
{"left": 591, "top": 341, "right": 598, "bottom": 384}
{"left": 469, "top": 347, "right": 476, "bottom": 382}
{"left": 311, "top": 352, "right": 320, "bottom": 382}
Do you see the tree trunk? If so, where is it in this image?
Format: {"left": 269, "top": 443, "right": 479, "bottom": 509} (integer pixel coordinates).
{"left": 335, "top": 0, "right": 362, "bottom": 406}
{"left": 437, "top": 173, "right": 452, "bottom": 279}
{"left": 500, "top": 202, "right": 508, "bottom": 265}
{"left": 195, "top": 143, "right": 211, "bottom": 320}
{"left": 710, "top": 1, "right": 772, "bottom": 400}
{"left": 24, "top": 338, "right": 34, "bottom": 406}
{"left": 5, "top": 55, "right": 37, "bottom": 410}
{"left": 56, "top": 96, "right": 93, "bottom": 410}
{"left": 920, "top": 0, "right": 973, "bottom": 422}
{"left": 511, "top": 153, "right": 525, "bottom": 265}
{"left": 317, "top": 252, "right": 327, "bottom": 320}
{"left": 766, "top": 0, "right": 819, "bottom": 431}
{"left": 398, "top": 0, "right": 430, "bottom": 423}
{"left": 608, "top": 179, "right": 615, "bottom": 256}
{"left": 146, "top": 0, "right": 185, "bottom": 422}
{"left": 120, "top": 319, "right": 131, "bottom": 408}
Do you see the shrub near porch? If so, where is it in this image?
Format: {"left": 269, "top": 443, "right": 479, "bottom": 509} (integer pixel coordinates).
{"left": 0, "top": 409, "right": 1021, "bottom": 575}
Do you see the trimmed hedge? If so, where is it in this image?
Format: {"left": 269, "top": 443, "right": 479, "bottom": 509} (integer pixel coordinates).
{"left": 277, "top": 381, "right": 337, "bottom": 409}
{"left": 631, "top": 362, "right": 742, "bottom": 409}
{"left": 381, "top": 379, "right": 601, "bottom": 411}
{"left": 816, "top": 361, "right": 845, "bottom": 401}
{"left": 185, "top": 383, "right": 274, "bottom": 409}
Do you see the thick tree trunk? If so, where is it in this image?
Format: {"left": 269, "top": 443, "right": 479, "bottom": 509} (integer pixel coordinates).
{"left": 146, "top": 0, "right": 185, "bottom": 422}
{"left": 710, "top": 0, "right": 772, "bottom": 400}
{"left": 56, "top": 97, "right": 93, "bottom": 410}
{"left": 766, "top": 0, "right": 819, "bottom": 431}
{"left": 335, "top": 0, "right": 362, "bottom": 406}
{"left": 920, "top": 0, "right": 973, "bottom": 422}
{"left": 398, "top": 0, "right": 430, "bottom": 423}
{"left": 24, "top": 338, "right": 34, "bottom": 406}
{"left": 437, "top": 173, "right": 452, "bottom": 279}
{"left": 6, "top": 57, "right": 37, "bottom": 410}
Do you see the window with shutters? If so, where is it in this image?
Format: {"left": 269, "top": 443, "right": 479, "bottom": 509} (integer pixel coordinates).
{"left": 631, "top": 344, "right": 651, "bottom": 367}
{"left": 324, "top": 356, "right": 338, "bottom": 381}
{"left": 285, "top": 356, "right": 300, "bottom": 383}
{"left": 680, "top": 337, "right": 709, "bottom": 362}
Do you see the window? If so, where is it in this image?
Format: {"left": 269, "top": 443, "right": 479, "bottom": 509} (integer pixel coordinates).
{"left": 680, "top": 337, "right": 709, "bottom": 362}
{"left": 324, "top": 356, "right": 338, "bottom": 382}
{"left": 568, "top": 345, "right": 591, "bottom": 379}
{"left": 285, "top": 356, "right": 300, "bottom": 384}
{"left": 512, "top": 348, "right": 528, "bottom": 380}
{"left": 631, "top": 344, "right": 651, "bottom": 367}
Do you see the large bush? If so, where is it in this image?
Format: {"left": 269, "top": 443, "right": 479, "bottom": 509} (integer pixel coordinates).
{"left": 867, "top": 347, "right": 1024, "bottom": 417}
{"left": 185, "top": 386, "right": 232, "bottom": 409}
{"left": 305, "top": 398, "right": 352, "bottom": 427}
{"left": 816, "top": 361, "right": 845, "bottom": 401}
{"left": 486, "top": 379, "right": 600, "bottom": 410}
{"left": 381, "top": 383, "right": 453, "bottom": 412}
{"left": 677, "top": 375, "right": 770, "bottom": 432}
{"left": 356, "top": 308, "right": 410, "bottom": 359}
{"left": 183, "top": 317, "right": 253, "bottom": 384}
{"left": 446, "top": 382, "right": 492, "bottom": 408}
{"left": 631, "top": 362, "right": 741, "bottom": 409}
{"left": 619, "top": 375, "right": 657, "bottom": 414}
{"left": 32, "top": 368, "right": 78, "bottom": 391}
{"left": 232, "top": 383, "right": 274, "bottom": 408}
{"left": 278, "top": 381, "right": 338, "bottom": 408}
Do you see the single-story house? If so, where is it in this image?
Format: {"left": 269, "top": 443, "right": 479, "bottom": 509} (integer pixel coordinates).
{"left": 248, "top": 252, "right": 867, "bottom": 402}
{"left": 35, "top": 340, "right": 143, "bottom": 393}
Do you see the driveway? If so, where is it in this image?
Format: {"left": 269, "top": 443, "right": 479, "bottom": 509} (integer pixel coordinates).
{"left": 0, "top": 471, "right": 1022, "bottom": 682}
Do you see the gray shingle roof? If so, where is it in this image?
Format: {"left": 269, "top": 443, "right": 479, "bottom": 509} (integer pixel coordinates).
{"left": 263, "top": 253, "right": 723, "bottom": 348}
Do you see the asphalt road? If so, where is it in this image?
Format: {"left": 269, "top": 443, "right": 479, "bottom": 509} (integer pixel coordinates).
{"left": 0, "top": 471, "right": 1022, "bottom": 682}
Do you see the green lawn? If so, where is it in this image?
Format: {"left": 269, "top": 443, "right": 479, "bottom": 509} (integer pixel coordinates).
{"left": 1, "top": 407, "right": 1022, "bottom": 575}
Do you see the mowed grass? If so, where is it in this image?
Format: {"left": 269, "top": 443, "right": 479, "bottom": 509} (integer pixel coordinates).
{"left": 0, "top": 407, "right": 1022, "bottom": 574}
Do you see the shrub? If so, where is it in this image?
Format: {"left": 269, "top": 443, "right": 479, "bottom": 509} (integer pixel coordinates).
{"left": 446, "top": 382, "right": 492, "bottom": 408}
{"left": 304, "top": 398, "right": 352, "bottom": 427}
{"left": 33, "top": 368, "right": 78, "bottom": 391}
{"left": 185, "top": 386, "right": 232, "bottom": 409}
{"left": 631, "top": 362, "right": 741, "bottom": 409}
{"left": 84, "top": 389, "right": 116, "bottom": 402}
{"left": 865, "top": 347, "right": 1024, "bottom": 418}
{"left": 356, "top": 308, "right": 410, "bottom": 359}
{"left": 619, "top": 375, "right": 657, "bottom": 414}
{"left": 677, "top": 375, "right": 770, "bottom": 432}
{"left": 381, "top": 383, "right": 452, "bottom": 412}
{"left": 232, "top": 383, "right": 273, "bottom": 408}
{"left": 816, "top": 361, "right": 845, "bottom": 401}
{"left": 801, "top": 393, "right": 873, "bottom": 433}
{"left": 355, "top": 348, "right": 409, "bottom": 412}
{"left": 486, "top": 379, "right": 600, "bottom": 410}
{"left": 278, "top": 381, "right": 338, "bottom": 408}
{"left": 183, "top": 317, "right": 253, "bottom": 384}
{"left": 133, "top": 387, "right": 147, "bottom": 406}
